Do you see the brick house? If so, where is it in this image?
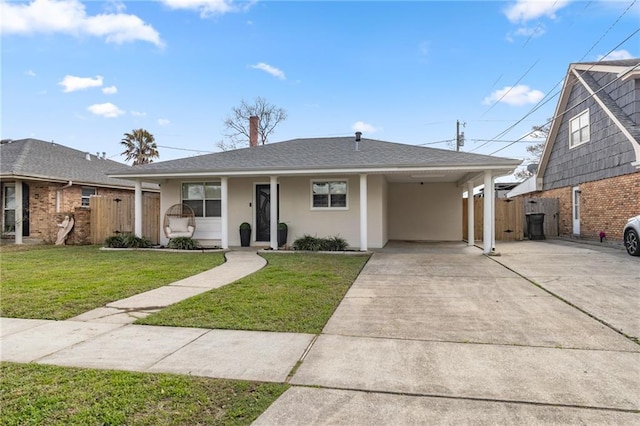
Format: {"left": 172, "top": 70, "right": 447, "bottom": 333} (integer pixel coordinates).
{"left": 0, "top": 138, "right": 159, "bottom": 244}
{"left": 508, "top": 59, "right": 640, "bottom": 241}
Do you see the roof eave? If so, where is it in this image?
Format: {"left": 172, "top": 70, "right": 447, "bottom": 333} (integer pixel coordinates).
{"left": 108, "top": 162, "right": 521, "bottom": 180}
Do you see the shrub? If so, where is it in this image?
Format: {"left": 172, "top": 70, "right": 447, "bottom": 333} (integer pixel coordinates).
{"left": 122, "top": 234, "right": 153, "bottom": 248}
{"left": 168, "top": 237, "right": 200, "bottom": 250}
{"left": 240, "top": 222, "right": 251, "bottom": 230}
{"left": 322, "top": 236, "right": 348, "bottom": 251}
{"left": 104, "top": 235, "right": 126, "bottom": 248}
{"left": 292, "top": 235, "right": 348, "bottom": 251}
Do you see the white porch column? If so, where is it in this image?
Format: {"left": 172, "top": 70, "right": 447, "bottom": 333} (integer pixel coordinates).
{"left": 15, "top": 180, "right": 23, "bottom": 244}
{"left": 360, "top": 174, "right": 368, "bottom": 251}
{"left": 221, "top": 177, "right": 229, "bottom": 249}
{"left": 467, "top": 181, "right": 474, "bottom": 246}
{"left": 483, "top": 171, "right": 494, "bottom": 255}
{"left": 270, "top": 176, "right": 278, "bottom": 250}
{"left": 134, "top": 180, "right": 142, "bottom": 237}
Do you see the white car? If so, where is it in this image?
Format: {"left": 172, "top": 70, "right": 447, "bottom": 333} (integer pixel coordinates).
{"left": 623, "top": 215, "right": 640, "bottom": 256}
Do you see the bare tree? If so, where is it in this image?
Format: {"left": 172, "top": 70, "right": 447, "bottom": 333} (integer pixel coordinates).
{"left": 120, "top": 129, "right": 159, "bottom": 165}
{"left": 218, "top": 97, "right": 287, "bottom": 150}
{"left": 514, "top": 121, "right": 550, "bottom": 180}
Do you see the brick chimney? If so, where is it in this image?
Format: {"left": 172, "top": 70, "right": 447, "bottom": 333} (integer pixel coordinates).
{"left": 249, "top": 115, "right": 259, "bottom": 147}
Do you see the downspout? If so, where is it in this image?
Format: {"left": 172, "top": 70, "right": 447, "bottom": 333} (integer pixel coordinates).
{"left": 56, "top": 181, "right": 73, "bottom": 213}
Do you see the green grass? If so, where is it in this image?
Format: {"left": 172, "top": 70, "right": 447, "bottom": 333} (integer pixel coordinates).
{"left": 138, "top": 253, "right": 370, "bottom": 333}
{"left": 0, "top": 362, "right": 288, "bottom": 426}
{"left": 0, "top": 245, "right": 225, "bottom": 320}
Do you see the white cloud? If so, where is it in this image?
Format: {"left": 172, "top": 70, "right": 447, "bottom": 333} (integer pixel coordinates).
{"left": 104, "top": 0, "right": 126, "bottom": 14}
{"left": 25, "top": 70, "right": 36, "bottom": 77}
{"left": 102, "top": 85, "right": 118, "bottom": 94}
{"left": 1, "top": 0, "right": 164, "bottom": 47}
{"left": 157, "top": 118, "right": 170, "bottom": 126}
{"left": 130, "top": 110, "right": 147, "bottom": 117}
{"left": 352, "top": 121, "right": 380, "bottom": 134}
{"left": 59, "top": 75, "right": 103, "bottom": 92}
{"left": 250, "top": 62, "right": 286, "bottom": 80}
{"left": 598, "top": 49, "right": 634, "bottom": 61}
{"left": 162, "top": 0, "right": 234, "bottom": 18}
{"left": 504, "top": 0, "right": 570, "bottom": 24}
{"left": 87, "top": 102, "right": 124, "bottom": 118}
{"left": 483, "top": 85, "right": 544, "bottom": 106}
{"left": 514, "top": 25, "right": 546, "bottom": 38}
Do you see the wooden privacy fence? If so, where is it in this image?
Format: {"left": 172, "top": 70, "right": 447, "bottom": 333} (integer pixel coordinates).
{"left": 462, "top": 197, "right": 559, "bottom": 241}
{"left": 90, "top": 195, "right": 160, "bottom": 244}
{"left": 463, "top": 198, "right": 524, "bottom": 241}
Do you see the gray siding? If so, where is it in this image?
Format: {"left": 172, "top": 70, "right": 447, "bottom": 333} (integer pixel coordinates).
{"left": 542, "top": 73, "right": 636, "bottom": 191}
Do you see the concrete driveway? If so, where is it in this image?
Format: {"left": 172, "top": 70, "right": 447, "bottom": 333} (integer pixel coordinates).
{"left": 256, "top": 241, "right": 640, "bottom": 424}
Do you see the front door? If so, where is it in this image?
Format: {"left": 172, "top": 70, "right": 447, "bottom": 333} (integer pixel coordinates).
{"left": 255, "top": 184, "right": 279, "bottom": 242}
{"left": 572, "top": 186, "right": 580, "bottom": 235}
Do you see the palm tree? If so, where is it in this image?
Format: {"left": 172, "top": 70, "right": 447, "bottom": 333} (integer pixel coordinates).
{"left": 120, "top": 129, "right": 159, "bottom": 166}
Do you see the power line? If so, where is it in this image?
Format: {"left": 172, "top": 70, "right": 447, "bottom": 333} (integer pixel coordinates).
{"left": 156, "top": 144, "right": 214, "bottom": 154}
{"left": 489, "top": 60, "right": 640, "bottom": 156}
{"left": 471, "top": 0, "right": 638, "bottom": 154}
{"left": 479, "top": 58, "right": 540, "bottom": 118}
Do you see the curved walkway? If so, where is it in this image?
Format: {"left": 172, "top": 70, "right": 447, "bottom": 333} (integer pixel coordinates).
{"left": 70, "top": 250, "right": 267, "bottom": 324}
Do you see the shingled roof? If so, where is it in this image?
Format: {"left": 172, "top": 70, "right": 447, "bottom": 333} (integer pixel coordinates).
{"left": 109, "top": 136, "right": 520, "bottom": 178}
{"left": 0, "top": 138, "right": 158, "bottom": 190}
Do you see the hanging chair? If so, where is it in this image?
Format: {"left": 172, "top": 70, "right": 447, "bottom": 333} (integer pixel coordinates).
{"left": 163, "top": 203, "right": 196, "bottom": 238}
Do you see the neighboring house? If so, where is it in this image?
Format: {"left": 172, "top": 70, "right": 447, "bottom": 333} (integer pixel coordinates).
{"left": 507, "top": 59, "right": 640, "bottom": 241}
{"left": 477, "top": 182, "right": 519, "bottom": 198}
{"left": 109, "top": 132, "right": 520, "bottom": 253}
{"left": 0, "top": 138, "right": 159, "bottom": 244}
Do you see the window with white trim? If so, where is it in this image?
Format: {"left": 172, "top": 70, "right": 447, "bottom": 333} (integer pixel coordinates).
{"left": 3, "top": 184, "right": 16, "bottom": 233}
{"left": 182, "top": 182, "right": 221, "bottom": 217}
{"left": 569, "top": 109, "right": 590, "bottom": 148}
{"left": 81, "top": 187, "right": 96, "bottom": 207}
{"left": 312, "top": 180, "right": 347, "bottom": 209}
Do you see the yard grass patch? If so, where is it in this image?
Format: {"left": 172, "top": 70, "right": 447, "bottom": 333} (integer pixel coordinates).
{"left": 138, "top": 253, "right": 370, "bottom": 333}
{"left": 0, "top": 362, "right": 287, "bottom": 426}
{"left": 0, "top": 245, "right": 224, "bottom": 320}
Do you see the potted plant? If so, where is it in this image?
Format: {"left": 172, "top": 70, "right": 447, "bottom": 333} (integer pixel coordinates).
{"left": 277, "top": 222, "right": 288, "bottom": 247}
{"left": 239, "top": 222, "right": 251, "bottom": 247}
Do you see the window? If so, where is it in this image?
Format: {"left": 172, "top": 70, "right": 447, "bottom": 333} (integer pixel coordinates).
{"left": 3, "top": 184, "right": 16, "bottom": 233}
{"left": 182, "top": 182, "right": 221, "bottom": 217}
{"left": 81, "top": 187, "right": 96, "bottom": 207}
{"left": 312, "top": 180, "right": 347, "bottom": 209}
{"left": 569, "top": 109, "right": 590, "bottom": 148}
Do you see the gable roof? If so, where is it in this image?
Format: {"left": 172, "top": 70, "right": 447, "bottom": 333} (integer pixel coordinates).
{"left": 0, "top": 138, "right": 158, "bottom": 190}
{"left": 537, "top": 59, "right": 640, "bottom": 182}
{"left": 108, "top": 136, "right": 520, "bottom": 180}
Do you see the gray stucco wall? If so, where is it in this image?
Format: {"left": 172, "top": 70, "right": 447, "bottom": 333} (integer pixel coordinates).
{"left": 542, "top": 72, "right": 637, "bottom": 191}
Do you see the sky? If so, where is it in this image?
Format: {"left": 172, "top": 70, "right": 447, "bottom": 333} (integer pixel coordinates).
{"left": 2, "top": 0, "right": 639, "bottom": 178}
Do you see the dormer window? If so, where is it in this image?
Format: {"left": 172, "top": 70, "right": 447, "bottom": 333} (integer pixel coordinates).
{"left": 569, "top": 109, "right": 590, "bottom": 148}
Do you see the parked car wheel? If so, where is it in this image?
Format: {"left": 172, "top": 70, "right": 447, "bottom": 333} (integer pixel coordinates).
{"left": 623, "top": 215, "right": 640, "bottom": 256}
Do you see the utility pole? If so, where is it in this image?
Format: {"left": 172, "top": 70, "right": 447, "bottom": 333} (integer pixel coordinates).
{"left": 456, "top": 120, "right": 465, "bottom": 151}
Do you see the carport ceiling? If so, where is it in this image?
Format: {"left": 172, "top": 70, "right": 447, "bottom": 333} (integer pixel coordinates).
{"left": 383, "top": 169, "right": 472, "bottom": 183}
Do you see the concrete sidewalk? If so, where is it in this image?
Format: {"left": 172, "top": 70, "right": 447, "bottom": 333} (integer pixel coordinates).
{"left": 0, "top": 250, "right": 315, "bottom": 384}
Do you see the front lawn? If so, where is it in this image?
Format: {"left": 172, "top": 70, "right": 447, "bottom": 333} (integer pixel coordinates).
{"left": 0, "top": 245, "right": 225, "bottom": 320}
{"left": 138, "top": 253, "right": 370, "bottom": 333}
{"left": 0, "top": 362, "right": 287, "bottom": 426}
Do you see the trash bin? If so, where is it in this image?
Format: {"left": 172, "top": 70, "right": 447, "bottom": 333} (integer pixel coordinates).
{"left": 526, "top": 213, "right": 545, "bottom": 240}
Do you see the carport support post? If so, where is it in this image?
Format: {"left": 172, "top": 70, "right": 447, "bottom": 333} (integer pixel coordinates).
{"left": 360, "top": 174, "right": 368, "bottom": 251}
{"left": 15, "top": 179, "right": 23, "bottom": 244}
{"left": 467, "top": 181, "right": 474, "bottom": 246}
{"left": 221, "top": 177, "right": 228, "bottom": 249}
{"left": 483, "top": 171, "right": 494, "bottom": 255}
{"left": 270, "top": 176, "right": 278, "bottom": 250}
{"left": 134, "top": 180, "right": 142, "bottom": 238}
